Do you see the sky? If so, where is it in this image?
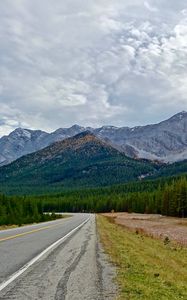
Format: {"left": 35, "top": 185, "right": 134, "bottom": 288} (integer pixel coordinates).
{"left": 0, "top": 0, "right": 187, "bottom": 136}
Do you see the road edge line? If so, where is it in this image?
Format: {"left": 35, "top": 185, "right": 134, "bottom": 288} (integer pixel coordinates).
{"left": 0, "top": 216, "right": 90, "bottom": 293}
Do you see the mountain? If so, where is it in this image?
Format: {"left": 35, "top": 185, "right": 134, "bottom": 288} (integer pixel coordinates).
{"left": 0, "top": 132, "right": 156, "bottom": 193}
{"left": 94, "top": 111, "right": 187, "bottom": 162}
{"left": 0, "top": 128, "right": 49, "bottom": 166}
{"left": 0, "top": 111, "right": 187, "bottom": 166}
{"left": 0, "top": 125, "right": 85, "bottom": 166}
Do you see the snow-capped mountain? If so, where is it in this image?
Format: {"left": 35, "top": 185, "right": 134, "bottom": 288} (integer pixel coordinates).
{"left": 0, "top": 111, "right": 187, "bottom": 166}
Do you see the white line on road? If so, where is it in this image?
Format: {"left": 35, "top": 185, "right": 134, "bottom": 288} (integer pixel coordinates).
{"left": 0, "top": 216, "right": 90, "bottom": 293}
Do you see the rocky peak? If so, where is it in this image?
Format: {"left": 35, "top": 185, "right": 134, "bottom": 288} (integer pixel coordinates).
{"left": 9, "top": 128, "right": 32, "bottom": 139}
{"left": 70, "top": 124, "right": 85, "bottom": 130}
{"left": 166, "top": 111, "right": 187, "bottom": 122}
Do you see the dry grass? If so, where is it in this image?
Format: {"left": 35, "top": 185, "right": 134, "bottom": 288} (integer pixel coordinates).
{"left": 103, "top": 213, "right": 187, "bottom": 247}
{"left": 0, "top": 224, "right": 19, "bottom": 231}
{"left": 97, "top": 214, "right": 187, "bottom": 300}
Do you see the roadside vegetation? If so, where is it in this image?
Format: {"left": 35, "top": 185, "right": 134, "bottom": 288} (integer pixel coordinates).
{"left": 97, "top": 215, "right": 187, "bottom": 300}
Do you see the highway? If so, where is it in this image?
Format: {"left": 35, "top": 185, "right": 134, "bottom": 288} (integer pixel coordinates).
{"left": 0, "top": 213, "right": 116, "bottom": 299}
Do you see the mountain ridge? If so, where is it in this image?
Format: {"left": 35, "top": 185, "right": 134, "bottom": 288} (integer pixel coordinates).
{"left": 0, "top": 111, "right": 187, "bottom": 166}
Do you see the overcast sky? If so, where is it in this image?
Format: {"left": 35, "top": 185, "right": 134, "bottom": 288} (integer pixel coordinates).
{"left": 0, "top": 0, "right": 187, "bottom": 136}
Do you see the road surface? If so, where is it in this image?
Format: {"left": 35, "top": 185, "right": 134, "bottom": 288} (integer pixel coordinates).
{"left": 0, "top": 213, "right": 116, "bottom": 299}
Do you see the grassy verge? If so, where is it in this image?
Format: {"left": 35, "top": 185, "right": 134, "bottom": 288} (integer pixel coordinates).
{"left": 0, "top": 224, "right": 19, "bottom": 231}
{"left": 97, "top": 215, "right": 187, "bottom": 300}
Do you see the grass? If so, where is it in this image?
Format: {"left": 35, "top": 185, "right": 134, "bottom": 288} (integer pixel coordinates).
{"left": 97, "top": 215, "right": 187, "bottom": 300}
{"left": 0, "top": 224, "right": 19, "bottom": 231}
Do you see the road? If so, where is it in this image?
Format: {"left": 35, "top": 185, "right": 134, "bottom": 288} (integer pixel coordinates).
{"left": 0, "top": 214, "right": 116, "bottom": 299}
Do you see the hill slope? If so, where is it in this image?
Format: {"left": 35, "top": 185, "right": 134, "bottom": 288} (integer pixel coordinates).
{"left": 0, "top": 132, "right": 156, "bottom": 193}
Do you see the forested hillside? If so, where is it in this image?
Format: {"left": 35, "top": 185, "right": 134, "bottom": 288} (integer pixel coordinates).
{"left": 154, "top": 160, "right": 187, "bottom": 178}
{"left": 0, "top": 132, "right": 157, "bottom": 194}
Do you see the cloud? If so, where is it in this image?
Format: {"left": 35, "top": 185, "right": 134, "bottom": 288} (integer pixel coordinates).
{"left": 144, "top": 1, "right": 158, "bottom": 12}
{"left": 0, "top": 0, "right": 187, "bottom": 135}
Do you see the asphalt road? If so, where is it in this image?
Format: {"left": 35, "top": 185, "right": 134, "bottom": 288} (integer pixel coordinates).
{"left": 0, "top": 213, "right": 116, "bottom": 299}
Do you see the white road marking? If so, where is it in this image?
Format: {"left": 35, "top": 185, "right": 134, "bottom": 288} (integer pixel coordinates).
{"left": 0, "top": 216, "right": 90, "bottom": 293}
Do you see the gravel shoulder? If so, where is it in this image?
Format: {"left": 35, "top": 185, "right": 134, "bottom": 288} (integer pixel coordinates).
{"left": 0, "top": 215, "right": 117, "bottom": 300}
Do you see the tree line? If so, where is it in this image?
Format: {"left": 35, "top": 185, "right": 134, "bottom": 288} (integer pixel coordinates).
{"left": 0, "top": 195, "right": 62, "bottom": 226}
{"left": 41, "top": 176, "right": 187, "bottom": 217}
{"left": 0, "top": 175, "right": 186, "bottom": 226}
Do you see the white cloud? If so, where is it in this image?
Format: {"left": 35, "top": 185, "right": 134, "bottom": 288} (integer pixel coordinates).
{"left": 144, "top": 1, "right": 158, "bottom": 12}
{"left": 0, "top": 0, "right": 187, "bottom": 136}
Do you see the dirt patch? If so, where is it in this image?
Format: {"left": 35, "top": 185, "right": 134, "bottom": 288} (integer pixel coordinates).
{"left": 103, "top": 213, "right": 187, "bottom": 247}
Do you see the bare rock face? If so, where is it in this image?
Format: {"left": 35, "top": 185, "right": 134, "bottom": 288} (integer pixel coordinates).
{"left": 95, "top": 111, "right": 187, "bottom": 162}
{"left": 0, "top": 112, "right": 187, "bottom": 166}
